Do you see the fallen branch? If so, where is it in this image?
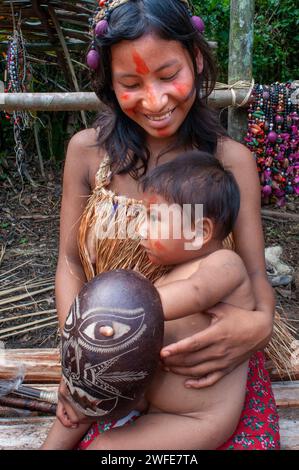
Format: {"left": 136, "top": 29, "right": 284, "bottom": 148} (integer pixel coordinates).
{"left": 261, "top": 209, "right": 299, "bottom": 222}
{"left": 0, "top": 298, "right": 53, "bottom": 313}
{"left": 0, "top": 396, "right": 56, "bottom": 415}
{"left": 0, "top": 315, "right": 57, "bottom": 336}
{"left": 0, "top": 320, "right": 58, "bottom": 340}
{"left": 19, "top": 214, "right": 58, "bottom": 220}
{"left": 0, "top": 309, "right": 57, "bottom": 324}
{"left": 0, "top": 286, "right": 54, "bottom": 306}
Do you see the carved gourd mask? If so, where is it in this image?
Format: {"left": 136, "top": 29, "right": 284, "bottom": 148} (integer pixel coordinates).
{"left": 61, "top": 269, "right": 164, "bottom": 420}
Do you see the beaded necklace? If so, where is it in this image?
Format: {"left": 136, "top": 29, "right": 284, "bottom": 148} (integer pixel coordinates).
{"left": 245, "top": 82, "right": 299, "bottom": 206}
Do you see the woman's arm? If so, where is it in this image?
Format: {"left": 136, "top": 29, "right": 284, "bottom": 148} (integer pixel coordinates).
{"left": 55, "top": 129, "right": 103, "bottom": 425}
{"left": 161, "top": 140, "right": 275, "bottom": 387}
{"left": 55, "top": 130, "right": 96, "bottom": 329}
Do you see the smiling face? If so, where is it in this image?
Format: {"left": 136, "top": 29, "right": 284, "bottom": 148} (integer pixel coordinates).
{"left": 111, "top": 33, "right": 202, "bottom": 142}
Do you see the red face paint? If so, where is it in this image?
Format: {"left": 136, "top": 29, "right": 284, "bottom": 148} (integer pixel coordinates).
{"left": 124, "top": 107, "right": 136, "bottom": 115}
{"left": 154, "top": 240, "right": 167, "bottom": 252}
{"left": 132, "top": 50, "right": 150, "bottom": 75}
{"left": 120, "top": 93, "right": 130, "bottom": 101}
{"left": 173, "top": 82, "right": 190, "bottom": 97}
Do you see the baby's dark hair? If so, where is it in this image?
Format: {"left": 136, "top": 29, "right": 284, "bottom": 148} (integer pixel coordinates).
{"left": 140, "top": 151, "right": 240, "bottom": 240}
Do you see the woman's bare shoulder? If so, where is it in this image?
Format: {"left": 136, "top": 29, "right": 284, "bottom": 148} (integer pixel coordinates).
{"left": 68, "top": 127, "right": 99, "bottom": 151}
{"left": 65, "top": 128, "right": 105, "bottom": 188}
{"left": 217, "top": 137, "right": 255, "bottom": 168}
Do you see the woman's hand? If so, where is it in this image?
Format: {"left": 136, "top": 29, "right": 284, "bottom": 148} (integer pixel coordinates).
{"left": 160, "top": 302, "right": 273, "bottom": 389}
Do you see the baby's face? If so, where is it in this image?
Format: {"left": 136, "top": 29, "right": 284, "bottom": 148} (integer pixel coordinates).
{"left": 139, "top": 193, "right": 204, "bottom": 265}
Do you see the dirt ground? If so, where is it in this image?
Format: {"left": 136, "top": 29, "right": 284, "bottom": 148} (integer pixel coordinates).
{"left": 0, "top": 159, "right": 298, "bottom": 349}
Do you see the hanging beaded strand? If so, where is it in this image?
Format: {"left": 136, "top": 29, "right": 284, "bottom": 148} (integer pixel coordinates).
{"left": 245, "top": 82, "right": 299, "bottom": 206}
{"left": 5, "top": 19, "right": 31, "bottom": 179}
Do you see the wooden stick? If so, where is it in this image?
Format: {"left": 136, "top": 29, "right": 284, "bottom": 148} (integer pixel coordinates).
{"left": 0, "top": 319, "right": 58, "bottom": 340}
{"left": 48, "top": 4, "right": 88, "bottom": 128}
{"left": 0, "top": 286, "right": 54, "bottom": 306}
{"left": 261, "top": 209, "right": 299, "bottom": 222}
{"left": 0, "top": 309, "right": 57, "bottom": 324}
{"left": 0, "top": 349, "right": 61, "bottom": 384}
{"left": 33, "top": 120, "right": 45, "bottom": 178}
{"left": 0, "top": 396, "right": 56, "bottom": 415}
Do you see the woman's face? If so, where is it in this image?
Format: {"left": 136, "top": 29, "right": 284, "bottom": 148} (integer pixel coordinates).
{"left": 111, "top": 33, "right": 202, "bottom": 141}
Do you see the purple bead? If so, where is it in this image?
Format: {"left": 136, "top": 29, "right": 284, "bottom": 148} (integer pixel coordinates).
{"left": 275, "top": 115, "right": 283, "bottom": 123}
{"left": 191, "top": 16, "right": 205, "bottom": 33}
{"left": 262, "top": 185, "right": 272, "bottom": 196}
{"left": 95, "top": 19, "right": 108, "bottom": 36}
{"left": 262, "top": 91, "right": 269, "bottom": 100}
{"left": 87, "top": 49, "right": 100, "bottom": 70}
{"left": 276, "top": 197, "right": 286, "bottom": 207}
{"left": 291, "top": 125, "right": 298, "bottom": 134}
{"left": 268, "top": 131, "right": 278, "bottom": 143}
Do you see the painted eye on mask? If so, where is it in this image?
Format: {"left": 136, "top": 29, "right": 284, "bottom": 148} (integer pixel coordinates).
{"left": 78, "top": 310, "right": 147, "bottom": 352}
{"left": 83, "top": 321, "right": 131, "bottom": 341}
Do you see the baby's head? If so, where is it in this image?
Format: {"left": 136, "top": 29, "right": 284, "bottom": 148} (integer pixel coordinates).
{"left": 61, "top": 269, "right": 164, "bottom": 421}
{"left": 139, "top": 151, "right": 240, "bottom": 265}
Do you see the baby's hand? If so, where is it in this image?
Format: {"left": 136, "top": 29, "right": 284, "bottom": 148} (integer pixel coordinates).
{"left": 56, "top": 379, "right": 80, "bottom": 428}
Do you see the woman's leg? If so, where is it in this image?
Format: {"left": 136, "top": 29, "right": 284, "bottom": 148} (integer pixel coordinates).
{"left": 86, "top": 412, "right": 230, "bottom": 450}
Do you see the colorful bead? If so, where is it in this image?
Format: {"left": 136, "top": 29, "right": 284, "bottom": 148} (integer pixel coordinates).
{"left": 191, "top": 16, "right": 205, "bottom": 33}
{"left": 87, "top": 49, "right": 101, "bottom": 70}
{"left": 95, "top": 19, "right": 109, "bottom": 36}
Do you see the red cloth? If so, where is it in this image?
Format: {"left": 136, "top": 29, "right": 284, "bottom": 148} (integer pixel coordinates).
{"left": 218, "top": 351, "right": 280, "bottom": 450}
{"left": 77, "top": 351, "right": 280, "bottom": 450}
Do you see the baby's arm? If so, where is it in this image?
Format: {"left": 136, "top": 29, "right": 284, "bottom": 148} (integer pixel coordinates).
{"left": 158, "top": 250, "right": 249, "bottom": 320}
{"left": 41, "top": 418, "right": 91, "bottom": 450}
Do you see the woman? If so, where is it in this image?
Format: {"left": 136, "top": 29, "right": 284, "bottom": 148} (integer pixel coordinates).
{"left": 55, "top": 0, "right": 279, "bottom": 449}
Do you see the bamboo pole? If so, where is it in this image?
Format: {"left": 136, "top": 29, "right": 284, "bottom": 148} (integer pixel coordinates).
{"left": 228, "top": 0, "right": 255, "bottom": 142}
{"left": 48, "top": 4, "right": 88, "bottom": 128}
{"left": 0, "top": 89, "right": 254, "bottom": 112}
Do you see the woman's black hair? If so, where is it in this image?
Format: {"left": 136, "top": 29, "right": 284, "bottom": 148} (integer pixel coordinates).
{"left": 140, "top": 150, "right": 240, "bottom": 240}
{"left": 91, "top": 0, "right": 228, "bottom": 178}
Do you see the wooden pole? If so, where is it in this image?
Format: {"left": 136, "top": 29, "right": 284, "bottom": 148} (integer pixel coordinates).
{"left": 0, "top": 90, "right": 253, "bottom": 112}
{"left": 228, "top": 0, "right": 255, "bottom": 142}
{"left": 48, "top": 4, "right": 88, "bottom": 128}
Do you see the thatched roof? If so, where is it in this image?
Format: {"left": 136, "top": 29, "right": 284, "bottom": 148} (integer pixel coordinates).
{"left": 0, "top": 1, "right": 96, "bottom": 54}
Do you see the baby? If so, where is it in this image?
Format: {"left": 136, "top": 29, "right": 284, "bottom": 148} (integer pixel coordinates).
{"left": 42, "top": 151, "right": 254, "bottom": 450}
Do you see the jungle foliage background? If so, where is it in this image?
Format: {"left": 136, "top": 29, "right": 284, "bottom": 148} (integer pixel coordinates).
{"left": 0, "top": 0, "right": 298, "bottom": 171}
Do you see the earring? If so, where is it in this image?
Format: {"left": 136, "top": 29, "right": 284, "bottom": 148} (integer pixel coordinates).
{"left": 191, "top": 16, "right": 205, "bottom": 34}
{"left": 87, "top": 46, "right": 101, "bottom": 70}
{"left": 95, "top": 19, "right": 109, "bottom": 36}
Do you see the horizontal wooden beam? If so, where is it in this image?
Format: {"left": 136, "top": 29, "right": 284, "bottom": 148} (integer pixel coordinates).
{"left": 0, "top": 89, "right": 253, "bottom": 112}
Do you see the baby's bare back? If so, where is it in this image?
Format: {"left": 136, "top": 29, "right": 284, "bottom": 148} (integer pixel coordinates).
{"left": 146, "top": 255, "right": 254, "bottom": 422}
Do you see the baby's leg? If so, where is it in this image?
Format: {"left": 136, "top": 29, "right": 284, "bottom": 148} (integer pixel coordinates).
{"left": 87, "top": 412, "right": 225, "bottom": 450}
